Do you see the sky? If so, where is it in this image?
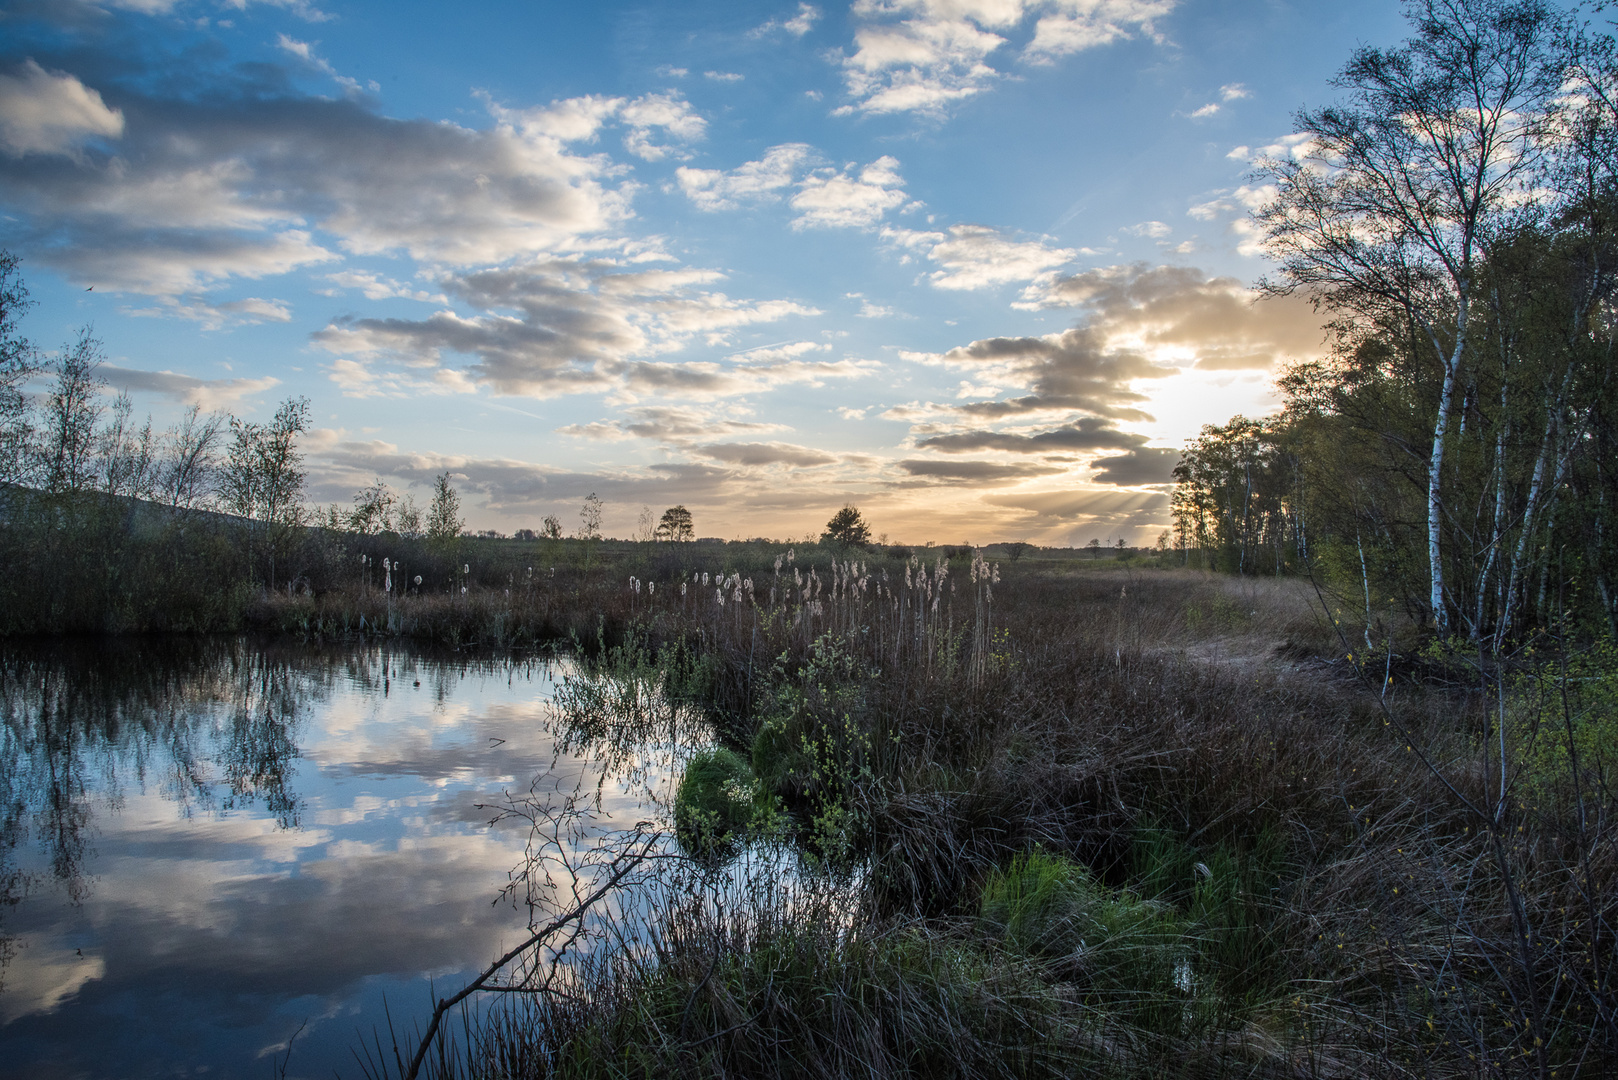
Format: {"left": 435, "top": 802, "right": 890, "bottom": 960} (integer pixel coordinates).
{"left": 0, "top": 0, "right": 1420, "bottom": 545}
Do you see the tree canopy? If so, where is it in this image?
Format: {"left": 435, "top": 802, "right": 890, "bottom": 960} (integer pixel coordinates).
{"left": 822, "top": 506, "right": 872, "bottom": 547}
{"left": 1222, "top": 0, "right": 1618, "bottom": 641}
{"left": 1255, "top": 0, "right": 1611, "bottom": 637}
{"left": 426, "top": 472, "right": 463, "bottom": 545}
{"left": 656, "top": 505, "right": 694, "bottom": 542}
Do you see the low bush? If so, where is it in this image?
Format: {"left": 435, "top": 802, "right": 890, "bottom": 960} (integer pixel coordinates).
{"left": 672, "top": 747, "right": 757, "bottom": 856}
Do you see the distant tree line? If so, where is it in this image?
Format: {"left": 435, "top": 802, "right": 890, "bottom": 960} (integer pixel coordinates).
{"left": 1172, "top": 0, "right": 1618, "bottom": 644}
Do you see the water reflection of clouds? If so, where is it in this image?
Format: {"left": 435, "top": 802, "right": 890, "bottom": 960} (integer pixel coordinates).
{"left": 0, "top": 937, "right": 104, "bottom": 1025}
{"left": 0, "top": 641, "right": 672, "bottom": 1079}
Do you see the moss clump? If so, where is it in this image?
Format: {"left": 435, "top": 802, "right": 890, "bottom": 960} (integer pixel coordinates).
{"left": 674, "top": 747, "right": 757, "bottom": 857}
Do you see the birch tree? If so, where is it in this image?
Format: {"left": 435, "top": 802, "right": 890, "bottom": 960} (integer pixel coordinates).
{"left": 39, "top": 329, "right": 106, "bottom": 496}
{"left": 1254, "top": 0, "right": 1562, "bottom": 633}
{"left": 0, "top": 251, "right": 40, "bottom": 489}
{"left": 219, "top": 396, "right": 310, "bottom": 587}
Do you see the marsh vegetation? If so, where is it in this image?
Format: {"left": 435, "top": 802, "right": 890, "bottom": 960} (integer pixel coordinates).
{"left": 350, "top": 553, "right": 1614, "bottom": 1080}
{"left": 1, "top": 2, "right": 1616, "bottom": 1076}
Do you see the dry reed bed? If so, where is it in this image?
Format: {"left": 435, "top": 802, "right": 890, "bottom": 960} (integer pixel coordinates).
{"left": 375, "top": 560, "right": 1614, "bottom": 1079}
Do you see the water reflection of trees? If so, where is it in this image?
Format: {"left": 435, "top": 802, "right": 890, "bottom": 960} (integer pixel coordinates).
{"left": 0, "top": 637, "right": 332, "bottom": 988}
{"left": 0, "top": 636, "right": 558, "bottom": 993}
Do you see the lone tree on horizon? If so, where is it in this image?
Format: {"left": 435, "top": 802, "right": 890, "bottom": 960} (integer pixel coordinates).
{"left": 822, "top": 505, "right": 872, "bottom": 547}
{"left": 656, "top": 504, "right": 694, "bottom": 542}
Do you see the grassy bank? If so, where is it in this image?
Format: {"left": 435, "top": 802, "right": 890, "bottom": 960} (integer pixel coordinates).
{"left": 360, "top": 557, "right": 1617, "bottom": 1080}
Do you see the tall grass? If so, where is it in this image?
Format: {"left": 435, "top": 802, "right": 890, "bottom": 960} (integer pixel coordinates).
{"left": 400, "top": 559, "right": 1618, "bottom": 1078}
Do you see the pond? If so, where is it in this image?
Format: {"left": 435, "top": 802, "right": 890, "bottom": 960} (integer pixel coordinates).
{"left": 0, "top": 636, "right": 673, "bottom": 1079}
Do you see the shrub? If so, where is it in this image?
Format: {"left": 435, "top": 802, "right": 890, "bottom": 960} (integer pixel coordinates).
{"left": 673, "top": 747, "right": 756, "bottom": 857}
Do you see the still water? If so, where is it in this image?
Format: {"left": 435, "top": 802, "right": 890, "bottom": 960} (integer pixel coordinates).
{"left": 0, "top": 636, "right": 668, "bottom": 1079}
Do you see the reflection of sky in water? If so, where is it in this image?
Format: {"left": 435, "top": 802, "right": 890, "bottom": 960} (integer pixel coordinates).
{"left": 0, "top": 639, "right": 675, "bottom": 1079}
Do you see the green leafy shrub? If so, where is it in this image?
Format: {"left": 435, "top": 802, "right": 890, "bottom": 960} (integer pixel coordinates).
{"left": 1508, "top": 640, "right": 1618, "bottom": 805}
{"left": 674, "top": 747, "right": 757, "bottom": 857}
{"left": 748, "top": 637, "right": 882, "bottom": 867}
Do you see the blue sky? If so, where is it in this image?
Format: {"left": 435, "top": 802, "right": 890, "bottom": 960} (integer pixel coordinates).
{"left": 0, "top": 0, "right": 1416, "bottom": 544}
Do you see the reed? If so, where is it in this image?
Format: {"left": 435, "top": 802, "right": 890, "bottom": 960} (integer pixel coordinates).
{"left": 364, "top": 559, "right": 1616, "bottom": 1079}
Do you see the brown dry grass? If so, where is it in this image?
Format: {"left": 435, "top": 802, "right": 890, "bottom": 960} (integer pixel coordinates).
{"left": 361, "top": 555, "right": 1617, "bottom": 1079}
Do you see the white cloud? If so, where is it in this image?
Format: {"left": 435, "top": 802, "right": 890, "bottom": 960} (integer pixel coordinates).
{"left": 784, "top": 3, "right": 822, "bottom": 34}
{"left": 311, "top": 257, "right": 824, "bottom": 399}
{"left": 1237, "top": 132, "right": 1314, "bottom": 164}
{"left": 1024, "top": 0, "right": 1176, "bottom": 62}
{"left": 618, "top": 92, "right": 708, "bottom": 160}
{"left": 730, "top": 340, "right": 829, "bottom": 363}
{"left": 102, "top": 0, "right": 332, "bottom": 18}
{"left": 677, "top": 148, "right": 909, "bottom": 230}
{"left": 46, "top": 230, "right": 336, "bottom": 295}
{"left": 704, "top": 71, "right": 745, "bottom": 82}
{"left": 845, "top": 291, "right": 896, "bottom": 317}
{"left": 676, "top": 144, "right": 814, "bottom": 210}
{"left": 884, "top": 223, "right": 1075, "bottom": 294}
{"left": 504, "top": 93, "right": 625, "bottom": 141}
{"left": 695, "top": 441, "right": 837, "bottom": 467}
{"left": 790, "top": 156, "right": 908, "bottom": 229}
{"left": 275, "top": 34, "right": 381, "bottom": 98}
{"left": 1122, "top": 220, "right": 1171, "bottom": 238}
{"left": 0, "top": 60, "right": 124, "bottom": 158}
{"left": 324, "top": 270, "right": 447, "bottom": 303}
{"left": 100, "top": 366, "right": 282, "bottom": 409}
{"left": 275, "top": 34, "right": 329, "bottom": 71}
{"left": 1188, "top": 102, "right": 1220, "bottom": 118}
{"left": 1219, "top": 82, "right": 1249, "bottom": 101}
{"left": 754, "top": 3, "right": 822, "bottom": 36}
{"left": 834, "top": 0, "right": 1177, "bottom": 115}
{"left": 123, "top": 294, "right": 293, "bottom": 329}
{"left": 560, "top": 405, "right": 780, "bottom": 443}
{"left": 837, "top": 13, "right": 1006, "bottom": 116}
{"left": 1019, "top": 262, "right": 1328, "bottom": 370}
{"left": 324, "top": 356, "right": 479, "bottom": 399}
{"left": 1184, "top": 184, "right": 1276, "bottom": 254}
{"left": 1, "top": 78, "right": 700, "bottom": 295}
{"left": 614, "top": 354, "right": 878, "bottom": 402}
